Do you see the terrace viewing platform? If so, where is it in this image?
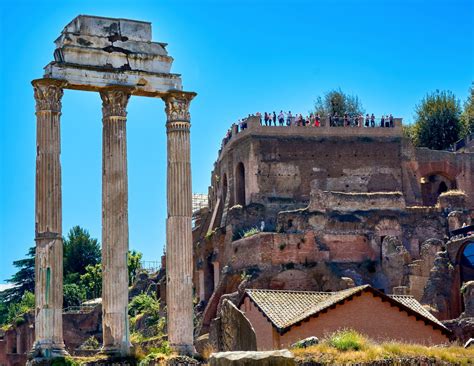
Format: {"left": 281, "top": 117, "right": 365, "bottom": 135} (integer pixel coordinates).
{"left": 218, "top": 115, "right": 403, "bottom": 159}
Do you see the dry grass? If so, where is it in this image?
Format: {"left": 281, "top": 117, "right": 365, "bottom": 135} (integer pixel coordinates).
{"left": 292, "top": 330, "right": 474, "bottom": 365}
{"left": 438, "top": 189, "right": 466, "bottom": 197}
{"left": 201, "top": 342, "right": 216, "bottom": 360}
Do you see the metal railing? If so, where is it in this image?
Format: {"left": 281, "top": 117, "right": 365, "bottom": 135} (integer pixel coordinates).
{"left": 63, "top": 305, "right": 96, "bottom": 314}
{"left": 449, "top": 225, "right": 474, "bottom": 239}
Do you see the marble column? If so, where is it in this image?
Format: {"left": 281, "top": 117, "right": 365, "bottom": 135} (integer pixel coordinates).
{"left": 100, "top": 87, "right": 132, "bottom": 356}
{"left": 31, "top": 78, "right": 67, "bottom": 358}
{"left": 163, "top": 91, "right": 196, "bottom": 355}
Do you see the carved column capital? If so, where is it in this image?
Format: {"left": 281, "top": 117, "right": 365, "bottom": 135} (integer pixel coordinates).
{"left": 163, "top": 91, "right": 196, "bottom": 125}
{"left": 100, "top": 87, "right": 132, "bottom": 119}
{"left": 32, "top": 79, "right": 66, "bottom": 113}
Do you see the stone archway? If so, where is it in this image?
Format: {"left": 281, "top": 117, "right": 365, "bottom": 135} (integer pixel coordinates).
{"left": 420, "top": 172, "right": 456, "bottom": 206}
{"left": 447, "top": 236, "right": 474, "bottom": 317}
{"left": 32, "top": 15, "right": 196, "bottom": 358}
{"left": 459, "top": 241, "right": 474, "bottom": 285}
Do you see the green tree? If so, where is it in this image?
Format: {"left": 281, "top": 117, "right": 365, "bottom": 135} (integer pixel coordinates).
{"left": 64, "top": 226, "right": 101, "bottom": 284}
{"left": 63, "top": 283, "right": 86, "bottom": 307}
{"left": 412, "top": 90, "right": 463, "bottom": 150}
{"left": 128, "top": 250, "right": 143, "bottom": 286}
{"left": 313, "top": 89, "right": 365, "bottom": 118}
{"left": 461, "top": 83, "right": 474, "bottom": 135}
{"left": 79, "top": 264, "right": 102, "bottom": 300}
{"left": 0, "top": 247, "right": 35, "bottom": 305}
{"left": 6, "top": 291, "right": 35, "bottom": 326}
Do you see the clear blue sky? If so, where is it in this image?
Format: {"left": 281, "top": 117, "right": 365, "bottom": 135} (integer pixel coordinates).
{"left": 0, "top": 0, "right": 473, "bottom": 284}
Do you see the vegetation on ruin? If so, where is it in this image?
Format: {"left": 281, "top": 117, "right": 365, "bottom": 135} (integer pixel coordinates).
{"left": 407, "top": 88, "right": 474, "bottom": 150}
{"left": 0, "top": 225, "right": 144, "bottom": 328}
{"left": 291, "top": 329, "right": 474, "bottom": 365}
{"left": 129, "top": 293, "right": 171, "bottom": 360}
{"left": 242, "top": 227, "right": 261, "bottom": 238}
{"left": 461, "top": 82, "right": 474, "bottom": 135}
{"left": 412, "top": 90, "right": 463, "bottom": 150}
{"left": 0, "top": 290, "right": 34, "bottom": 328}
{"left": 312, "top": 89, "right": 365, "bottom": 118}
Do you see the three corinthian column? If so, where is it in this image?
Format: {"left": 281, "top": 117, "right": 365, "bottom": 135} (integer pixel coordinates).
{"left": 32, "top": 79, "right": 67, "bottom": 358}
{"left": 32, "top": 81, "right": 195, "bottom": 358}
{"left": 163, "top": 91, "right": 196, "bottom": 355}
{"left": 100, "top": 87, "right": 132, "bottom": 356}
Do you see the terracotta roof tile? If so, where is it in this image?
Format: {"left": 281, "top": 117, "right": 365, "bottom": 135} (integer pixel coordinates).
{"left": 244, "top": 286, "right": 448, "bottom": 333}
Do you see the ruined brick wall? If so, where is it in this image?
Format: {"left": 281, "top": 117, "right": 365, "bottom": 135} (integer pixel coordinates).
{"left": 194, "top": 127, "right": 473, "bottom": 324}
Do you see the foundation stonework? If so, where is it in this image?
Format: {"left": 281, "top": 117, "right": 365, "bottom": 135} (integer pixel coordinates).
{"left": 30, "top": 15, "right": 197, "bottom": 360}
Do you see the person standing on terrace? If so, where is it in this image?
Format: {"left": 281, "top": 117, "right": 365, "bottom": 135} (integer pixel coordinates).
{"left": 272, "top": 111, "right": 277, "bottom": 126}
{"left": 370, "top": 113, "right": 375, "bottom": 127}
{"left": 365, "top": 114, "right": 370, "bottom": 127}
{"left": 315, "top": 113, "right": 321, "bottom": 127}
{"left": 264, "top": 112, "right": 269, "bottom": 126}
{"left": 286, "top": 111, "right": 292, "bottom": 126}
{"left": 389, "top": 114, "right": 394, "bottom": 127}
{"left": 380, "top": 115, "right": 385, "bottom": 127}
{"left": 278, "top": 111, "right": 285, "bottom": 126}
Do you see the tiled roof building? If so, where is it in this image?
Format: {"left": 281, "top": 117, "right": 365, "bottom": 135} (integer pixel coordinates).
{"left": 239, "top": 286, "right": 450, "bottom": 350}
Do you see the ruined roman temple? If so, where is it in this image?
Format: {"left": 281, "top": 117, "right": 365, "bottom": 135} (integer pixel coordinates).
{"left": 1, "top": 12, "right": 474, "bottom": 366}
{"left": 31, "top": 15, "right": 195, "bottom": 358}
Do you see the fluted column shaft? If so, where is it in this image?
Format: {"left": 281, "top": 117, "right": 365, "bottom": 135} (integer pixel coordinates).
{"left": 163, "top": 91, "right": 196, "bottom": 355}
{"left": 100, "top": 87, "right": 131, "bottom": 356}
{"left": 32, "top": 79, "right": 67, "bottom": 358}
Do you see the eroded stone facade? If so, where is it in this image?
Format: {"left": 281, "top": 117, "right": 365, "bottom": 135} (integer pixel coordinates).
{"left": 193, "top": 117, "right": 474, "bottom": 335}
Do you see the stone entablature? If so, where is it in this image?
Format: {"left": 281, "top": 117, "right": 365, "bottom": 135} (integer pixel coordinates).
{"left": 44, "top": 15, "right": 182, "bottom": 95}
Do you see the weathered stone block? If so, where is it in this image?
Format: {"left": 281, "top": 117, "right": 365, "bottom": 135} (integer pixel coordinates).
{"left": 209, "top": 350, "right": 295, "bottom": 366}
{"left": 218, "top": 299, "right": 257, "bottom": 352}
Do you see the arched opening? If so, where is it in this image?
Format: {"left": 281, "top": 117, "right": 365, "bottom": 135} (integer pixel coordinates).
{"left": 460, "top": 241, "right": 474, "bottom": 284}
{"left": 222, "top": 173, "right": 228, "bottom": 204}
{"left": 420, "top": 173, "right": 456, "bottom": 206}
{"left": 235, "top": 162, "right": 246, "bottom": 206}
{"left": 206, "top": 258, "right": 215, "bottom": 299}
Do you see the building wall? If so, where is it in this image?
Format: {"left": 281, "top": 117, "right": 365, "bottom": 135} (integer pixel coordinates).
{"left": 278, "top": 292, "right": 448, "bottom": 347}
{"left": 213, "top": 128, "right": 474, "bottom": 212}
{"left": 240, "top": 297, "right": 276, "bottom": 350}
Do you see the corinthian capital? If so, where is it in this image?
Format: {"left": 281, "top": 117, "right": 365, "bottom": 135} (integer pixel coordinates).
{"left": 32, "top": 79, "right": 66, "bottom": 113}
{"left": 100, "top": 87, "right": 132, "bottom": 118}
{"left": 163, "top": 91, "right": 196, "bottom": 123}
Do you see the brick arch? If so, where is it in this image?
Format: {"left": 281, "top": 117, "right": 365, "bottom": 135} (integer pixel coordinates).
{"left": 449, "top": 238, "right": 474, "bottom": 317}
{"left": 416, "top": 161, "right": 460, "bottom": 180}
{"left": 420, "top": 171, "right": 457, "bottom": 206}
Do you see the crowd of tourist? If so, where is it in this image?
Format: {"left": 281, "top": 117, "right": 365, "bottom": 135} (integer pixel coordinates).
{"left": 244, "top": 111, "right": 395, "bottom": 129}
{"left": 221, "top": 111, "right": 396, "bottom": 146}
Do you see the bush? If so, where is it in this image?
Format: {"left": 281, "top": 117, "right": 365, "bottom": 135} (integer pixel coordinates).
{"left": 79, "top": 336, "right": 100, "bottom": 350}
{"left": 63, "top": 283, "right": 85, "bottom": 307}
{"left": 6, "top": 291, "right": 34, "bottom": 325}
{"left": 327, "top": 329, "right": 367, "bottom": 351}
{"left": 243, "top": 227, "right": 260, "bottom": 238}
{"left": 129, "top": 293, "right": 160, "bottom": 317}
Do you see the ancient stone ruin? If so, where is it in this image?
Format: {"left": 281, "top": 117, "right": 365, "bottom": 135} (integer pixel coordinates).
{"left": 192, "top": 115, "right": 474, "bottom": 341}
{"left": 31, "top": 15, "right": 195, "bottom": 360}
